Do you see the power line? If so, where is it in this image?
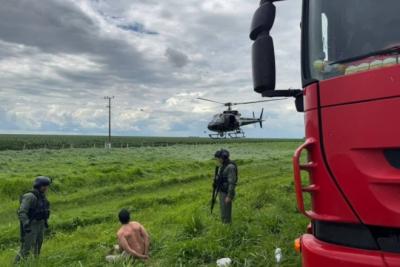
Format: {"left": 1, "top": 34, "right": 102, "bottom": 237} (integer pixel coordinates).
{"left": 104, "top": 96, "right": 114, "bottom": 148}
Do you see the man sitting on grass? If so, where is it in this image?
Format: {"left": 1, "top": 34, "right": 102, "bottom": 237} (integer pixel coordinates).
{"left": 106, "top": 209, "right": 150, "bottom": 263}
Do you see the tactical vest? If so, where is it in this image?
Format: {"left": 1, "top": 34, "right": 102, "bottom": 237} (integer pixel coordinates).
{"left": 219, "top": 161, "right": 238, "bottom": 193}
{"left": 20, "top": 190, "right": 50, "bottom": 221}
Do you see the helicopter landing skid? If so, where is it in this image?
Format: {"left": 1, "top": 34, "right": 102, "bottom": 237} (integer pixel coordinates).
{"left": 228, "top": 129, "right": 245, "bottom": 139}
{"left": 209, "top": 132, "right": 227, "bottom": 139}
{"left": 208, "top": 130, "right": 245, "bottom": 139}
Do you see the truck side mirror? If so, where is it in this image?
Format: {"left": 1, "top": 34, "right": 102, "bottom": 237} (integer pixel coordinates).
{"left": 250, "top": 1, "right": 277, "bottom": 94}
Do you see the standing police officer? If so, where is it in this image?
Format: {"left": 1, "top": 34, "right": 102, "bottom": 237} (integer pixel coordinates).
{"left": 213, "top": 149, "right": 238, "bottom": 224}
{"left": 15, "top": 176, "right": 51, "bottom": 263}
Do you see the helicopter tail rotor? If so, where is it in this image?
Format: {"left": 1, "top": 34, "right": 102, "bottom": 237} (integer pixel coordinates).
{"left": 259, "top": 108, "right": 264, "bottom": 128}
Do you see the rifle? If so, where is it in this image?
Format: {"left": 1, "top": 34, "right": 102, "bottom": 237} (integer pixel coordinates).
{"left": 210, "top": 166, "right": 220, "bottom": 214}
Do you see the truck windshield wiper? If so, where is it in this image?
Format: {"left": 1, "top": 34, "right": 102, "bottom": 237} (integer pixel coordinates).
{"left": 330, "top": 46, "right": 400, "bottom": 65}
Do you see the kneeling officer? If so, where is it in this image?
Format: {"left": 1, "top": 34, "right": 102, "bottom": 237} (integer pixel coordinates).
{"left": 15, "top": 176, "right": 51, "bottom": 262}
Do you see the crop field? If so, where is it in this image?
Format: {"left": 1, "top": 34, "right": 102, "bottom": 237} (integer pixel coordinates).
{"left": 0, "top": 140, "right": 306, "bottom": 267}
{"left": 0, "top": 134, "right": 300, "bottom": 151}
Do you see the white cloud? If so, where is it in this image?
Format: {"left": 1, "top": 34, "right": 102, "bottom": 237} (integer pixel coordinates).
{"left": 0, "top": 47, "right": 103, "bottom": 81}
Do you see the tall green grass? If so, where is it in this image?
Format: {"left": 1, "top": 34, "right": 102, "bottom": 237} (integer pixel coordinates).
{"left": 0, "top": 142, "right": 306, "bottom": 266}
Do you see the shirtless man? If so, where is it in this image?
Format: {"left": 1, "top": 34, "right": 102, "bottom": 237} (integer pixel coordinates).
{"left": 106, "top": 209, "right": 150, "bottom": 263}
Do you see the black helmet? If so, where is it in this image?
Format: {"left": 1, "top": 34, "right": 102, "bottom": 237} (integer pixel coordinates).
{"left": 214, "top": 149, "right": 230, "bottom": 160}
{"left": 33, "top": 176, "right": 51, "bottom": 189}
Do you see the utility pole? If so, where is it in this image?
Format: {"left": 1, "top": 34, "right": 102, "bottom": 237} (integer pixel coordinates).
{"left": 104, "top": 96, "right": 114, "bottom": 149}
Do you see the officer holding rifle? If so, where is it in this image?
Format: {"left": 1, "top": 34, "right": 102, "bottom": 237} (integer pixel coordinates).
{"left": 211, "top": 149, "right": 238, "bottom": 224}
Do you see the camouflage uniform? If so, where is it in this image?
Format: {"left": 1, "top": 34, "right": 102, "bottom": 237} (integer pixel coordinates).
{"left": 15, "top": 188, "right": 50, "bottom": 262}
{"left": 218, "top": 162, "right": 238, "bottom": 224}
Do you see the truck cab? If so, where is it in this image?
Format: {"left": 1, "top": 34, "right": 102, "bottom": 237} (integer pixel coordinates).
{"left": 250, "top": 1, "right": 400, "bottom": 266}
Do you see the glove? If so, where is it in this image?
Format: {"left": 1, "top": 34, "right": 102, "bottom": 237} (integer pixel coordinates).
{"left": 23, "top": 223, "right": 31, "bottom": 233}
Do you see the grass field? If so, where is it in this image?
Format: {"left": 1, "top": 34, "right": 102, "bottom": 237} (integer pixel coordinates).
{"left": 0, "top": 141, "right": 307, "bottom": 267}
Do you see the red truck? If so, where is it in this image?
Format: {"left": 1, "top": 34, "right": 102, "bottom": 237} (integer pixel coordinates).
{"left": 249, "top": 0, "right": 400, "bottom": 266}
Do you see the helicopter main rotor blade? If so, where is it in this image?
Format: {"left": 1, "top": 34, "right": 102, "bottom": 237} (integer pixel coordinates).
{"left": 231, "top": 98, "right": 288, "bottom": 106}
{"left": 197, "top": 97, "right": 225, "bottom": 105}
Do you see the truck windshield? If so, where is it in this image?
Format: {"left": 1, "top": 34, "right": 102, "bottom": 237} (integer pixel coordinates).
{"left": 307, "top": 0, "right": 400, "bottom": 80}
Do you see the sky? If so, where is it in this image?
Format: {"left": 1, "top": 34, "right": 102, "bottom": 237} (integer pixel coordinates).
{"left": 0, "top": 0, "right": 303, "bottom": 138}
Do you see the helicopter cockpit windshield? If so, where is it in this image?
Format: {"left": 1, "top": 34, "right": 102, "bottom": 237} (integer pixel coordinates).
{"left": 210, "top": 114, "right": 224, "bottom": 124}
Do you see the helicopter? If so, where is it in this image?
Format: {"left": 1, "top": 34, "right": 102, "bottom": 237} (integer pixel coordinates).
{"left": 197, "top": 97, "right": 288, "bottom": 139}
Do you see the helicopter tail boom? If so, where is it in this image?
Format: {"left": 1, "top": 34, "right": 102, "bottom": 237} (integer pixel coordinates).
{"left": 239, "top": 109, "right": 265, "bottom": 128}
